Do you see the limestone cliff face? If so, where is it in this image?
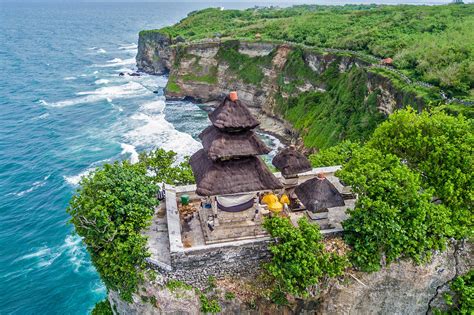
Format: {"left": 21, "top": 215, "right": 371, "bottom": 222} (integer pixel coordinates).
{"left": 109, "top": 241, "right": 472, "bottom": 315}
{"left": 136, "top": 33, "right": 425, "bottom": 121}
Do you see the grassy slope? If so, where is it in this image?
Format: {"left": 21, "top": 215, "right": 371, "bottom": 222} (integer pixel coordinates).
{"left": 147, "top": 4, "right": 473, "bottom": 100}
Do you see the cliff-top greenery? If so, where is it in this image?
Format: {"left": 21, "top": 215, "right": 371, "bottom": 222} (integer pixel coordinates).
{"left": 143, "top": 4, "right": 474, "bottom": 100}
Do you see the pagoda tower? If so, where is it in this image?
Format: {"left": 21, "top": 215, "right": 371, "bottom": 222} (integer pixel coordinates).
{"left": 189, "top": 92, "right": 282, "bottom": 243}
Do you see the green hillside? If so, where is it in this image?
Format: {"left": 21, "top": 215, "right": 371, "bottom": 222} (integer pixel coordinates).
{"left": 145, "top": 4, "right": 474, "bottom": 101}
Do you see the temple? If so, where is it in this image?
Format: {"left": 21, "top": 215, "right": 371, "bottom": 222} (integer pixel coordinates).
{"left": 189, "top": 92, "right": 283, "bottom": 243}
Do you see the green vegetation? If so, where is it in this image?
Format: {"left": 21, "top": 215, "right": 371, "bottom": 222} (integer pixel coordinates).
{"left": 309, "top": 140, "right": 360, "bottom": 167}
{"left": 439, "top": 269, "right": 474, "bottom": 314}
{"left": 368, "top": 109, "right": 473, "bottom": 239}
{"left": 339, "top": 147, "right": 450, "bottom": 271}
{"left": 263, "top": 216, "right": 348, "bottom": 298}
{"left": 138, "top": 148, "right": 195, "bottom": 185}
{"left": 166, "top": 75, "right": 182, "bottom": 93}
{"left": 216, "top": 40, "right": 274, "bottom": 85}
{"left": 91, "top": 299, "right": 113, "bottom": 315}
{"left": 199, "top": 293, "right": 221, "bottom": 313}
{"left": 67, "top": 161, "right": 157, "bottom": 301}
{"left": 224, "top": 291, "right": 235, "bottom": 300}
{"left": 278, "top": 65, "right": 385, "bottom": 148}
{"left": 68, "top": 149, "right": 195, "bottom": 303}
{"left": 308, "top": 108, "right": 472, "bottom": 271}
{"left": 150, "top": 4, "right": 474, "bottom": 99}
{"left": 166, "top": 280, "right": 193, "bottom": 292}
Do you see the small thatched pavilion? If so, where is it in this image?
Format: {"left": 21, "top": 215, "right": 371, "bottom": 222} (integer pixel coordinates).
{"left": 295, "top": 177, "right": 345, "bottom": 212}
{"left": 189, "top": 92, "right": 282, "bottom": 242}
{"left": 272, "top": 145, "right": 312, "bottom": 177}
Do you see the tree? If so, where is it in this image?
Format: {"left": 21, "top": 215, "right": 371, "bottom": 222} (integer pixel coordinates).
{"left": 138, "top": 148, "right": 195, "bottom": 185}
{"left": 339, "top": 147, "right": 451, "bottom": 271}
{"left": 368, "top": 108, "right": 473, "bottom": 238}
{"left": 309, "top": 140, "right": 360, "bottom": 167}
{"left": 67, "top": 161, "right": 158, "bottom": 301}
{"left": 263, "top": 216, "right": 348, "bottom": 297}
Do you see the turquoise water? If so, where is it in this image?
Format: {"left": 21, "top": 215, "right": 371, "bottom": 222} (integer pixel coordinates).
{"left": 0, "top": 2, "right": 288, "bottom": 314}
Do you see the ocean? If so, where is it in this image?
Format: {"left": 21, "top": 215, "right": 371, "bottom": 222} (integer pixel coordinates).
{"left": 0, "top": 1, "right": 459, "bottom": 314}
{"left": 0, "top": 2, "right": 288, "bottom": 314}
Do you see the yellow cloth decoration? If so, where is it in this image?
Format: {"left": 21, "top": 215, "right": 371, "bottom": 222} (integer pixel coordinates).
{"left": 280, "top": 194, "right": 290, "bottom": 205}
{"left": 268, "top": 201, "right": 283, "bottom": 213}
{"left": 262, "top": 193, "right": 278, "bottom": 205}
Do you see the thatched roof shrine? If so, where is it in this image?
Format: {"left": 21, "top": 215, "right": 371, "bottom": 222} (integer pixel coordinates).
{"left": 209, "top": 96, "right": 260, "bottom": 131}
{"left": 272, "top": 146, "right": 312, "bottom": 177}
{"left": 190, "top": 149, "right": 282, "bottom": 196}
{"left": 294, "top": 178, "right": 344, "bottom": 212}
{"left": 190, "top": 92, "right": 281, "bottom": 197}
{"left": 199, "top": 126, "right": 271, "bottom": 161}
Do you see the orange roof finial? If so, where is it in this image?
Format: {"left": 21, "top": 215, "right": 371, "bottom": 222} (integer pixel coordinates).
{"left": 229, "top": 91, "right": 238, "bottom": 102}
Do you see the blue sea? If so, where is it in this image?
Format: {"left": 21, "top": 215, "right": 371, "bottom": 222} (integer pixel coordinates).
{"left": 0, "top": 1, "right": 460, "bottom": 314}
{"left": 0, "top": 2, "right": 289, "bottom": 314}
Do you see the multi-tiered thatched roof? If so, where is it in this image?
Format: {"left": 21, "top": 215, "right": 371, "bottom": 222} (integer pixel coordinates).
{"left": 272, "top": 146, "right": 312, "bottom": 177}
{"left": 199, "top": 126, "right": 270, "bottom": 161}
{"left": 294, "top": 178, "right": 345, "bottom": 212}
{"left": 190, "top": 150, "right": 282, "bottom": 196}
{"left": 190, "top": 93, "right": 282, "bottom": 196}
{"left": 208, "top": 96, "right": 260, "bottom": 131}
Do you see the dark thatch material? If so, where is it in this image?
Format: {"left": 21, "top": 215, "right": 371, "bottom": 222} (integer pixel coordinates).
{"left": 295, "top": 178, "right": 345, "bottom": 212}
{"left": 208, "top": 96, "right": 260, "bottom": 131}
{"left": 199, "top": 126, "right": 271, "bottom": 161}
{"left": 190, "top": 149, "right": 283, "bottom": 196}
{"left": 272, "top": 146, "right": 312, "bottom": 176}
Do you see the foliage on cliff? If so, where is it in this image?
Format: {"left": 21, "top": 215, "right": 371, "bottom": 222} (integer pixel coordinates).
{"left": 91, "top": 299, "right": 113, "bottom": 315}
{"left": 310, "top": 108, "right": 473, "bottom": 271}
{"left": 368, "top": 109, "right": 473, "bottom": 239}
{"left": 263, "top": 216, "right": 348, "bottom": 297}
{"left": 277, "top": 63, "right": 385, "bottom": 148}
{"left": 67, "top": 161, "right": 157, "bottom": 301}
{"left": 339, "top": 148, "right": 450, "bottom": 271}
{"left": 439, "top": 269, "right": 474, "bottom": 315}
{"left": 68, "top": 149, "right": 195, "bottom": 302}
{"left": 152, "top": 4, "right": 474, "bottom": 99}
{"left": 138, "top": 148, "right": 195, "bottom": 185}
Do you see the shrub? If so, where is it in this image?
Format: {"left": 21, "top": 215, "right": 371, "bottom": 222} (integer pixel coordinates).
{"left": 91, "top": 299, "right": 113, "bottom": 315}
{"left": 68, "top": 161, "right": 158, "bottom": 301}
{"left": 138, "top": 148, "right": 195, "bottom": 185}
{"left": 368, "top": 108, "right": 473, "bottom": 238}
{"left": 309, "top": 140, "right": 360, "bottom": 167}
{"left": 199, "top": 293, "right": 221, "bottom": 313}
{"left": 263, "top": 216, "right": 348, "bottom": 297}
{"left": 339, "top": 147, "right": 451, "bottom": 271}
{"left": 443, "top": 269, "right": 474, "bottom": 314}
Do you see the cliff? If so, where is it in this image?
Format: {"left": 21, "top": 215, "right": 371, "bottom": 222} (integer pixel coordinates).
{"left": 110, "top": 240, "right": 472, "bottom": 314}
{"left": 136, "top": 34, "right": 428, "bottom": 148}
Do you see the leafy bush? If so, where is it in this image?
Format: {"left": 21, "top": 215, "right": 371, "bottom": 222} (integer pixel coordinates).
{"left": 263, "top": 216, "right": 348, "bottom": 297}
{"left": 339, "top": 147, "right": 451, "bottom": 271}
{"left": 368, "top": 108, "right": 473, "bottom": 238}
{"left": 91, "top": 299, "right": 113, "bottom": 315}
{"left": 309, "top": 140, "right": 360, "bottom": 167}
{"left": 441, "top": 269, "right": 474, "bottom": 314}
{"left": 199, "top": 293, "right": 221, "bottom": 313}
{"left": 138, "top": 148, "right": 195, "bottom": 185}
{"left": 68, "top": 161, "right": 158, "bottom": 301}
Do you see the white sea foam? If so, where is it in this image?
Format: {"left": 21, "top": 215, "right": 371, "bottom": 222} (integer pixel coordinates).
{"left": 120, "top": 143, "right": 139, "bottom": 164}
{"left": 63, "top": 168, "right": 94, "bottom": 186}
{"left": 94, "top": 79, "right": 110, "bottom": 85}
{"left": 140, "top": 99, "right": 166, "bottom": 114}
{"left": 63, "top": 76, "right": 77, "bottom": 81}
{"left": 125, "top": 102, "right": 202, "bottom": 158}
{"left": 31, "top": 113, "right": 50, "bottom": 121}
{"left": 95, "top": 57, "right": 135, "bottom": 68}
{"left": 119, "top": 43, "right": 138, "bottom": 50}
{"left": 10, "top": 175, "right": 50, "bottom": 197}
{"left": 97, "top": 48, "right": 107, "bottom": 54}
{"left": 46, "top": 81, "right": 149, "bottom": 108}
{"left": 63, "top": 234, "right": 89, "bottom": 273}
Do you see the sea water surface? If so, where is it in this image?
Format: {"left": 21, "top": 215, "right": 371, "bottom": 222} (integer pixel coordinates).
{"left": 0, "top": 2, "right": 288, "bottom": 314}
